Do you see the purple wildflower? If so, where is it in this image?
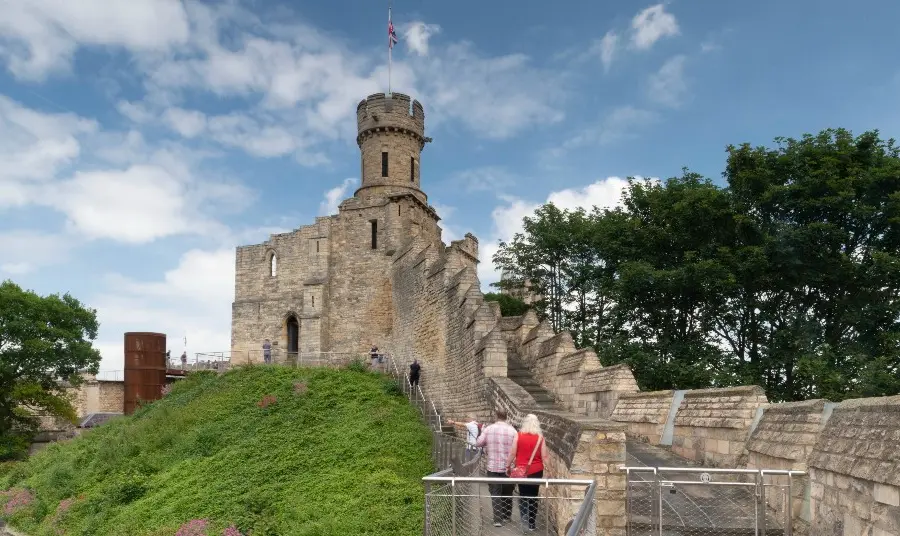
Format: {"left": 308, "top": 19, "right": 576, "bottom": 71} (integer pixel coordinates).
{"left": 175, "top": 518, "right": 209, "bottom": 536}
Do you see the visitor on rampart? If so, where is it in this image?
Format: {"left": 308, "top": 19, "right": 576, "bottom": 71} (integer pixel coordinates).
{"left": 446, "top": 414, "right": 482, "bottom": 461}
{"left": 369, "top": 345, "right": 380, "bottom": 366}
{"left": 506, "top": 413, "right": 547, "bottom": 532}
{"left": 409, "top": 359, "right": 421, "bottom": 387}
{"left": 475, "top": 408, "right": 517, "bottom": 527}
{"left": 180, "top": 351, "right": 187, "bottom": 369}
{"left": 262, "top": 339, "right": 271, "bottom": 364}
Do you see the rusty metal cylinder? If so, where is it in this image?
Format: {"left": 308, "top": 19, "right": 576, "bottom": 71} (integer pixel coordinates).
{"left": 123, "top": 332, "right": 167, "bottom": 415}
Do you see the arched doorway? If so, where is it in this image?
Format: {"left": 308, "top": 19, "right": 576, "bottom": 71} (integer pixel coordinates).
{"left": 286, "top": 315, "right": 299, "bottom": 362}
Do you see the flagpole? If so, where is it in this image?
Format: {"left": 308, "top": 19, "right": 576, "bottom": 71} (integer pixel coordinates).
{"left": 388, "top": 3, "right": 393, "bottom": 95}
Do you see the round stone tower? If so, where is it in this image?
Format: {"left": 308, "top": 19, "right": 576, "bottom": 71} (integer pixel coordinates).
{"left": 355, "top": 92, "right": 429, "bottom": 203}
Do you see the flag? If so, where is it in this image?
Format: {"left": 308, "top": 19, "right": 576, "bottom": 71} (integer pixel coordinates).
{"left": 388, "top": 18, "right": 398, "bottom": 48}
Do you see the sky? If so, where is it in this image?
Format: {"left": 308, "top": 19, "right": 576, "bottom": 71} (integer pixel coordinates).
{"left": 2, "top": 0, "right": 899, "bottom": 375}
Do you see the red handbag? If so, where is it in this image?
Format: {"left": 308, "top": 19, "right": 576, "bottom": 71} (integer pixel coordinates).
{"left": 509, "top": 436, "right": 542, "bottom": 478}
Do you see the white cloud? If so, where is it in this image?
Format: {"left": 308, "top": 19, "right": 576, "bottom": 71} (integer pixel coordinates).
{"left": 593, "top": 31, "right": 619, "bottom": 72}
{"left": 0, "top": 95, "right": 96, "bottom": 198}
{"left": 0, "top": 95, "right": 250, "bottom": 248}
{"left": 0, "top": 230, "right": 77, "bottom": 275}
{"left": 647, "top": 55, "right": 688, "bottom": 108}
{"left": 92, "top": 248, "right": 236, "bottom": 370}
{"left": 547, "top": 105, "right": 658, "bottom": 159}
{"left": 477, "top": 177, "right": 634, "bottom": 288}
{"left": 453, "top": 166, "right": 516, "bottom": 192}
{"left": 630, "top": 4, "right": 679, "bottom": 50}
{"left": 404, "top": 22, "right": 441, "bottom": 57}
{"left": 319, "top": 178, "right": 357, "bottom": 215}
{"left": 47, "top": 165, "right": 225, "bottom": 243}
{"left": 163, "top": 108, "right": 207, "bottom": 138}
{"left": 0, "top": 0, "right": 190, "bottom": 80}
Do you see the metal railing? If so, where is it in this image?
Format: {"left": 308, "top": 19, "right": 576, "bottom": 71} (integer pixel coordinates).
{"left": 193, "top": 350, "right": 366, "bottom": 368}
{"left": 422, "top": 474, "right": 597, "bottom": 536}
{"left": 623, "top": 466, "right": 805, "bottom": 536}
{"left": 386, "top": 353, "right": 443, "bottom": 432}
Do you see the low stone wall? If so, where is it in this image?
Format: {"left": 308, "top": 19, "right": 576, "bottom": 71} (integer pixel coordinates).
{"left": 574, "top": 365, "right": 639, "bottom": 419}
{"left": 671, "top": 386, "right": 768, "bottom": 467}
{"left": 808, "top": 394, "right": 900, "bottom": 536}
{"left": 487, "top": 378, "right": 627, "bottom": 535}
{"left": 71, "top": 376, "right": 125, "bottom": 417}
{"left": 609, "top": 390, "right": 675, "bottom": 444}
{"left": 746, "top": 399, "right": 831, "bottom": 534}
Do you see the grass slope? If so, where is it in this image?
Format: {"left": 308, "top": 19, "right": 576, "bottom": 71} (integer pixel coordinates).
{"left": 0, "top": 365, "right": 434, "bottom": 535}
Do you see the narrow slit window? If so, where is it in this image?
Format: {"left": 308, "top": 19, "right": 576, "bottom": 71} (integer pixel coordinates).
{"left": 398, "top": 205, "right": 401, "bottom": 216}
{"left": 410, "top": 157, "right": 415, "bottom": 182}
{"left": 270, "top": 253, "right": 277, "bottom": 277}
{"left": 381, "top": 152, "right": 388, "bottom": 177}
{"left": 316, "top": 240, "right": 320, "bottom": 253}
{"left": 370, "top": 220, "right": 378, "bottom": 249}
{"left": 312, "top": 296, "right": 315, "bottom": 307}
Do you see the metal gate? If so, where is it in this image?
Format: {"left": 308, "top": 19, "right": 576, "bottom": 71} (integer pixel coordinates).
{"left": 624, "top": 466, "right": 805, "bottom": 536}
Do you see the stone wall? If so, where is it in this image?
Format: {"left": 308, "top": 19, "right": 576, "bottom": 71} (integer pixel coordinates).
{"left": 71, "top": 376, "right": 125, "bottom": 417}
{"left": 390, "top": 235, "right": 627, "bottom": 534}
{"left": 808, "top": 394, "right": 900, "bottom": 536}
{"left": 486, "top": 378, "right": 627, "bottom": 535}
{"left": 500, "top": 311, "right": 639, "bottom": 419}
{"left": 746, "top": 399, "right": 831, "bottom": 533}
{"left": 671, "top": 386, "right": 768, "bottom": 467}
{"left": 609, "top": 390, "right": 676, "bottom": 444}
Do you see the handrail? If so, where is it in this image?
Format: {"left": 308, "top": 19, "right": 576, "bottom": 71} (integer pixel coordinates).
{"left": 386, "top": 354, "right": 442, "bottom": 432}
{"left": 565, "top": 479, "right": 597, "bottom": 536}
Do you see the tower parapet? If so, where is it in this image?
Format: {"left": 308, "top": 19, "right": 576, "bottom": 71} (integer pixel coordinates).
{"left": 354, "top": 93, "right": 429, "bottom": 202}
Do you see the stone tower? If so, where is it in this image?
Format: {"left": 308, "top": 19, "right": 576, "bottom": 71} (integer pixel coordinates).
{"left": 230, "top": 92, "right": 448, "bottom": 362}
{"left": 355, "top": 92, "right": 429, "bottom": 204}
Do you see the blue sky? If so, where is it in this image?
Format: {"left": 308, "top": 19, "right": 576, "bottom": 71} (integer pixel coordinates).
{"left": 1, "top": 0, "right": 899, "bottom": 373}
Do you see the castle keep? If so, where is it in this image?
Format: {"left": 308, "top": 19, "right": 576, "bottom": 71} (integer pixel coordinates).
{"left": 231, "top": 93, "right": 476, "bottom": 360}
{"left": 229, "top": 94, "right": 900, "bottom": 536}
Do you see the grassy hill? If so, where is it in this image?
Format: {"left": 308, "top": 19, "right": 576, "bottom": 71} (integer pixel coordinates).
{"left": 0, "top": 365, "right": 434, "bottom": 536}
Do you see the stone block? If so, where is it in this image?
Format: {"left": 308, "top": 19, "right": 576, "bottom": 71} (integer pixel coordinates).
{"left": 874, "top": 483, "right": 900, "bottom": 507}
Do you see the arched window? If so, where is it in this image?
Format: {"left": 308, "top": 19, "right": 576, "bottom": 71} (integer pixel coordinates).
{"left": 269, "top": 252, "right": 277, "bottom": 277}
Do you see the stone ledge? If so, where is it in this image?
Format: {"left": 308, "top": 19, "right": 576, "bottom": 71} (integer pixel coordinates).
{"left": 681, "top": 385, "right": 765, "bottom": 398}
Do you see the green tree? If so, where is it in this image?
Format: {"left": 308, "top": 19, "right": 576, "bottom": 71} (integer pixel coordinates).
{"left": 483, "top": 293, "right": 530, "bottom": 317}
{"left": 725, "top": 129, "right": 900, "bottom": 400}
{"left": 0, "top": 280, "right": 101, "bottom": 459}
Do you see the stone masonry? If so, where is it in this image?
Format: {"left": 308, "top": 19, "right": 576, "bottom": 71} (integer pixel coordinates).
{"left": 231, "top": 93, "right": 441, "bottom": 362}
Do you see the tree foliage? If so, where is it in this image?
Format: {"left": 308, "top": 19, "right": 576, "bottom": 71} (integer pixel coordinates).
{"left": 0, "top": 280, "right": 101, "bottom": 460}
{"left": 493, "top": 129, "right": 900, "bottom": 401}
{"left": 483, "top": 292, "right": 530, "bottom": 317}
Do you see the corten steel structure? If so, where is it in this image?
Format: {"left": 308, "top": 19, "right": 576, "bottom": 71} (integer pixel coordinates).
{"left": 123, "top": 332, "right": 167, "bottom": 415}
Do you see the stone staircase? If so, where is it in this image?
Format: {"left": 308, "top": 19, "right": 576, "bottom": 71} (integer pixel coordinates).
{"left": 506, "top": 356, "right": 562, "bottom": 411}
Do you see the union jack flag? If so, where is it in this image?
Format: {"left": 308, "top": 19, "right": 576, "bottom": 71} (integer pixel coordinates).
{"left": 388, "top": 19, "right": 398, "bottom": 48}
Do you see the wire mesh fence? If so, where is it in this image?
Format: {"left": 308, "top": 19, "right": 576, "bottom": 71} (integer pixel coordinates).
{"left": 423, "top": 475, "right": 597, "bottom": 536}
{"left": 623, "top": 467, "right": 805, "bottom": 536}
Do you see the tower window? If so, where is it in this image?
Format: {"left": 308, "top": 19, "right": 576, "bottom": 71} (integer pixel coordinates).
{"left": 370, "top": 219, "right": 378, "bottom": 249}
{"left": 312, "top": 296, "right": 315, "bottom": 307}
{"left": 316, "top": 240, "right": 320, "bottom": 253}
{"left": 410, "top": 157, "right": 415, "bottom": 182}
{"left": 269, "top": 253, "right": 277, "bottom": 277}
{"left": 381, "top": 152, "right": 388, "bottom": 177}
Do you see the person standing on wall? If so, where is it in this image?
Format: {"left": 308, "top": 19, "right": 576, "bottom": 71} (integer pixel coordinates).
{"left": 263, "top": 339, "right": 272, "bottom": 364}
{"left": 475, "top": 408, "right": 517, "bottom": 527}
{"left": 506, "top": 413, "right": 548, "bottom": 532}
{"left": 370, "top": 345, "right": 379, "bottom": 367}
{"left": 180, "top": 351, "right": 187, "bottom": 370}
{"left": 408, "top": 359, "right": 421, "bottom": 388}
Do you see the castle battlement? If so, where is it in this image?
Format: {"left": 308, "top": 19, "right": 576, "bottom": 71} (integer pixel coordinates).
{"left": 356, "top": 92, "right": 425, "bottom": 143}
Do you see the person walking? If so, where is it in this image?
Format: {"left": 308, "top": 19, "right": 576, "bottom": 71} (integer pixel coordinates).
{"left": 506, "top": 413, "right": 548, "bottom": 532}
{"left": 408, "top": 359, "right": 421, "bottom": 388}
{"left": 262, "top": 339, "right": 272, "bottom": 364}
{"left": 475, "top": 408, "right": 517, "bottom": 527}
{"left": 180, "top": 351, "right": 187, "bottom": 370}
{"left": 446, "top": 414, "right": 482, "bottom": 462}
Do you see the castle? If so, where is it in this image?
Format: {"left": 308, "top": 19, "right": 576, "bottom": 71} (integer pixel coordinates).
{"left": 229, "top": 95, "right": 900, "bottom": 536}
{"left": 231, "top": 92, "right": 477, "bottom": 360}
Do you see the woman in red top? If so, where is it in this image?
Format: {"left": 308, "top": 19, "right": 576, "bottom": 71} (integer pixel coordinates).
{"left": 506, "top": 414, "right": 549, "bottom": 531}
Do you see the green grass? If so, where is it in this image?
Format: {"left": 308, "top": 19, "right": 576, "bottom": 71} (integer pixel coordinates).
{"left": 0, "top": 366, "right": 434, "bottom": 535}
